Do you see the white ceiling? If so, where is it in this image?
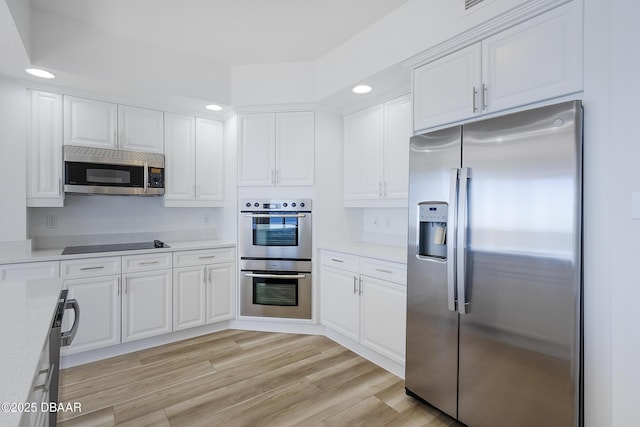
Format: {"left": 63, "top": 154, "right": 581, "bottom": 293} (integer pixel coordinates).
{"left": 29, "top": 0, "right": 409, "bottom": 66}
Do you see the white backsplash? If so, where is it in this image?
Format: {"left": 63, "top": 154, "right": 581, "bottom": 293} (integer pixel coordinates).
{"left": 359, "top": 207, "right": 408, "bottom": 247}
{"left": 28, "top": 195, "right": 225, "bottom": 249}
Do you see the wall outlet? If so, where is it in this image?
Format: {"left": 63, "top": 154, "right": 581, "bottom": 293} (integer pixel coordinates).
{"left": 203, "top": 214, "right": 211, "bottom": 225}
{"left": 385, "top": 216, "right": 392, "bottom": 228}
{"left": 46, "top": 215, "right": 58, "bottom": 229}
{"left": 373, "top": 216, "right": 380, "bottom": 227}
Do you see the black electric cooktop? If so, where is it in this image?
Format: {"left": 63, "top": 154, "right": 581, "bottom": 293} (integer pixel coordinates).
{"left": 61, "top": 240, "right": 168, "bottom": 255}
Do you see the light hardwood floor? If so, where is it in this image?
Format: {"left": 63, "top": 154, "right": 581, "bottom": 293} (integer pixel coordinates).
{"left": 58, "top": 330, "right": 460, "bottom": 426}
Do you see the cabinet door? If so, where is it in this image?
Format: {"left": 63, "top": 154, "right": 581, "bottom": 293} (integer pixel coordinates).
{"left": 61, "top": 275, "right": 121, "bottom": 354}
{"left": 64, "top": 96, "right": 117, "bottom": 149}
{"left": 205, "top": 262, "right": 235, "bottom": 323}
{"left": 27, "top": 90, "right": 64, "bottom": 207}
{"left": 118, "top": 105, "right": 164, "bottom": 153}
{"left": 383, "top": 95, "right": 412, "bottom": 199}
{"left": 195, "top": 118, "right": 224, "bottom": 201}
{"left": 238, "top": 113, "right": 276, "bottom": 186}
{"left": 173, "top": 267, "right": 206, "bottom": 331}
{"left": 343, "top": 105, "right": 383, "bottom": 201}
{"left": 275, "top": 111, "right": 315, "bottom": 186}
{"left": 122, "top": 270, "right": 172, "bottom": 342}
{"left": 320, "top": 266, "right": 360, "bottom": 341}
{"left": 164, "top": 113, "right": 196, "bottom": 201}
{"left": 413, "top": 44, "right": 482, "bottom": 132}
{"left": 360, "top": 276, "right": 406, "bottom": 364}
{"left": 482, "top": 1, "right": 582, "bottom": 114}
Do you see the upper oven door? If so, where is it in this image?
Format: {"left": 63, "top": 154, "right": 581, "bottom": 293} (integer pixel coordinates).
{"left": 241, "top": 212, "right": 312, "bottom": 259}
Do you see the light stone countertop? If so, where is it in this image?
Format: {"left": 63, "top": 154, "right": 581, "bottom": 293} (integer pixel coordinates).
{"left": 0, "top": 278, "right": 64, "bottom": 427}
{"left": 0, "top": 240, "right": 236, "bottom": 266}
{"left": 318, "top": 242, "right": 407, "bottom": 264}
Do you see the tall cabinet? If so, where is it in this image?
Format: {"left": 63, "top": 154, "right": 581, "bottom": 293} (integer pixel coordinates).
{"left": 27, "top": 90, "right": 64, "bottom": 207}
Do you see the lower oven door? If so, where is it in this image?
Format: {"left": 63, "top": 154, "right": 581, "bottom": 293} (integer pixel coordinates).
{"left": 241, "top": 271, "right": 311, "bottom": 319}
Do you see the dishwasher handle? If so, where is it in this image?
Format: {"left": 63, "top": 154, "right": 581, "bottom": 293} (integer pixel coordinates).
{"left": 61, "top": 299, "right": 80, "bottom": 347}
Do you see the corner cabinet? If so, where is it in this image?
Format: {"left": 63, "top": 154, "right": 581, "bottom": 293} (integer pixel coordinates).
{"left": 63, "top": 95, "right": 164, "bottom": 153}
{"left": 27, "top": 90, "right": 64, "bottom": 207}
{"left": 320, "top": 250, "right": 407, "bottom": 365}
{"left": 343, "top": 94, "right": 411, "bottom": 206}
{"left": 413, "top": 1, "right": 583, "bottom": 132}
{"left": 172, "top": 247, "right": 236, "bottom": 331}
{"left": 164, "top": 114, "right": 224, "bottom": 207}
{"left": 238, "top": 111, "right": 315, "bottom": 186}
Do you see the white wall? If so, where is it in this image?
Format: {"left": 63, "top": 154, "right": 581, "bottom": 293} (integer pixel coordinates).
{"left": 608, "top": 1, "right": 640, "bottom": 425}
{"left": 0, "top": 76, "right": 27, "bottom": 242}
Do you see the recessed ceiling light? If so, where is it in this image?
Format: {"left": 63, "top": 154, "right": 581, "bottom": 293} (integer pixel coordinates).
{"left": 352, "top": 85, "right": 372, "bottom": 94}
{"left": 205, "top": 104, "right": 223, "bottom": 111}
{"left": 25, "top": 68, "right": 56, "bottom": 79}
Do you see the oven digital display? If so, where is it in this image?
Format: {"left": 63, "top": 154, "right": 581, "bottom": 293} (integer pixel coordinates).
{"left": 263, "top": 203, "right": 281, "bottom": 209}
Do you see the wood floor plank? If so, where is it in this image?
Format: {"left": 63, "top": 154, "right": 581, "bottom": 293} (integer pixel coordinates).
{"left": 58, "top": 329, "right": 451, "bottom": 426}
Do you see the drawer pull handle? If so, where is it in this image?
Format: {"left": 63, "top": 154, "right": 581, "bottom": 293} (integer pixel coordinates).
{"left": 139, "top": 261, "right": 160, "bottom": 265}
{"left": 331, "top": 258, "right": 344, "bottom": 263}
{"left": 80, "top": 266, "right": 105, "bottom": 271}
{"left": 198, "top": 256, "right": 216, "bottom": 259}
{"left": 375, "top": 268, "right": 393, "bottom": 274}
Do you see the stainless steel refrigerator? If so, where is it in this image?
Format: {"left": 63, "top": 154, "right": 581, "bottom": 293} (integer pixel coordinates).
{"left": 405, "top": 100, "right": 582, "bottom": 427}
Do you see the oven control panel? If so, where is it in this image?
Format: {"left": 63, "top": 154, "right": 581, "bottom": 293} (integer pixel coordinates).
{"left": 241, "top": 199, "right": 312, "bottom": 212}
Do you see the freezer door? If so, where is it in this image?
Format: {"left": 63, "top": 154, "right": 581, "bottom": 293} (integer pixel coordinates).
{"left": 405, "top": 126, "right": 461, "bottom": 419}
{"left": 458, "top": 101, "right": 582, "bottom": 427}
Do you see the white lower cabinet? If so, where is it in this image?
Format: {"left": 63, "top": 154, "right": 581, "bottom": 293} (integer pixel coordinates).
{"left": 62, "top": 275, "right": 121, "bottom": 354}
{"left": 173, "top": 248, "right": 236, "bottom": 331}
{"left": 320, "top": 250, "right": 407, "bottom": 364}
{"left": 122, "top": 270, "right": 172, "bottom": 342}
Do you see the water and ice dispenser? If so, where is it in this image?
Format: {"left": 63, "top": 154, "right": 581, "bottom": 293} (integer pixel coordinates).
{"left": 418, "top": 202, "right": 448, "bottom": 260}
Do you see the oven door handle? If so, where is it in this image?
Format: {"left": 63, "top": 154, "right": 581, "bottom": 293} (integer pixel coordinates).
{"left": 244, "top": 273, "right": 307, "bottom": 279}
{"left": 243, "top": 214, "right": 307, "bottom": 218}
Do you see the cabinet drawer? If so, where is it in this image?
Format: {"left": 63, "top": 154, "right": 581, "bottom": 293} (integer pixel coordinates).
{"left": 122, "top": 252, "right": 172, "bottom": 273}
{"left": 321, "top": 251, "right": 359, "bottom": 272}
{"left": 360, "top": 258, "right": 406, "bottom": 285}
{"left": 173, "top": 247, "right": 235, "bottom": 267}
{"left": 61, "top": 257, "right": 121, "bottom": 279}
{"left": 0, "top": 261, "right": 60, "bottom": 282}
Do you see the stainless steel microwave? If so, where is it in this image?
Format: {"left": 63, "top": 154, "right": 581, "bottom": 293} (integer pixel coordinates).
{"left": 63, "top": 145, "right": 165, "bottom": 196}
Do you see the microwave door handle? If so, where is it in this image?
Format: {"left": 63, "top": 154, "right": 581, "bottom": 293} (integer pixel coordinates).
{"left": 244, "top": 214, "right": 307, "bottom": 218}
{"left": 143, "top": 161, "right": 148, "bottom": 194}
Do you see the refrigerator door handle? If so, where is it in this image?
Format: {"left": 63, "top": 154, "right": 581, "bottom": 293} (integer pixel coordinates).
{"left": 457, "top": 167, "right": 471, "bottom": 314}
{"left": 447, "top": 168, "right": 459, "bottom": 312}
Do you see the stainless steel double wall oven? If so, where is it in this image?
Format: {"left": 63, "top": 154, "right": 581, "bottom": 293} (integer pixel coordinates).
{"left": 239, "top": 199, "right": 312, "bottom": 319}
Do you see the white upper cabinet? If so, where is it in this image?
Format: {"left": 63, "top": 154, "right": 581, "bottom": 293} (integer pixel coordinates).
{"left": 164, "top": 113, "right": 196, "bottom": 201}
{"left": 64, "top": 96, "right": 117, "bottom": 149}
{"left": 27, "top": 90, "right": 64, "bottom": 207}
{"left": 64, "top": 95, "right": 164, "bottom": 153}
{"left": 238, "top": 111, "right": 314, "bottom": 186}
{"left": 413, "top": 44, "right": 482, "bottom": 132}
{"left": 481, "top": 2, "right": 583, "bottom": 113}
{"left": 275, "top": 111, "right": 315, "bottom": 186}
{"left": 117, "top": 105, "right": 164, "bottom": 153}
{"left": 382, "top": 95, "right": 412, "bottom": 199}
{"left": 344, "top": 94, "right": 411, "bottom": 206}
{"left": 195, "top": 118, "right": 224, "bottom": 202}
{"left": 164, "top": 114, "right": 224, "bottom": 207}
{"left": 412, "top": 1, "right": 582, "bottom": 132}
{"left": 344, "top": 104, "right": 384, "bottom": 201}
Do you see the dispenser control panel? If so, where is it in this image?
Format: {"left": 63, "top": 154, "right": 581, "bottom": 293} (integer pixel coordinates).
{"left": 419, "top": 204, "right": 447, "bottom": 222}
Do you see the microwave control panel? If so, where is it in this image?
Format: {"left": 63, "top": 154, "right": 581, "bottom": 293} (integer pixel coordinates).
{"left": 148, "top": 167, "right": 165, "bottom": 188}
